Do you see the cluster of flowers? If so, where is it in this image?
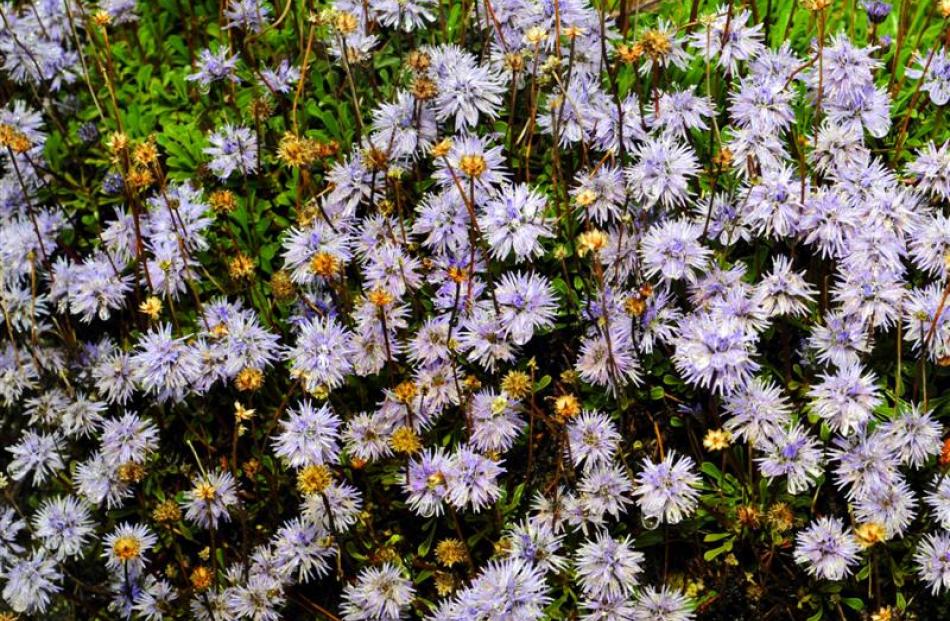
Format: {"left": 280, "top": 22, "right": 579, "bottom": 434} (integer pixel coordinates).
{"left": 3, "top": 0, "right": 950, "bottom": 618}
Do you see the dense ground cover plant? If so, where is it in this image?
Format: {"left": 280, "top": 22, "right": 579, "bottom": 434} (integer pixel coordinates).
{"left": 3, "top": 0, "right": 950, "bottom": 618}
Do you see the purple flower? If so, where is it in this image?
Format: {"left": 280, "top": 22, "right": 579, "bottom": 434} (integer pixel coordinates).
{"left": 430, "top": 45, "right": 506, "bottom": 131}
{"left": 625, "top": 137, "right": 699, "bottom": 208}
{"left": 341, "top": 563, "right": 414, "bottom": 621}
{"left": 729, "top": 79, "right": 794, "bottom": 132}
{"left": 0, "top": 551, "right": 61, "bottom": 614}
{"left": 723, "top": 377, "right": 793, "bottom": 445}
{"left": 259, "top": 59, "right": 300, "bottom": 94}
{"left": 756, "top": 424, "right": 824, "bottom": 494}
{"left": 444, "top": 446, "right": 504, "bottom": 512}
{"left": 863, "top": 0, "right": 891, "bottom": 23}
{"left": 32, "top": 496, "right": 94, "bottom": 560}
{"left": 634, "top": 452, "right": 701, "bottom": 526}
{"left": 403, "top": 447, "right": 451, "bottom": 517}
{"left": 648, "top": 87, "right": 714, "bottom": 138}
{"left": 640, "top": 218, "right": 710, "bottom": 282}
{"left": 286, "top": 315, "right": 355, "bottom": 392}
{"left": 373, "top": 0, "right": 435, "bottom": 31}
{"left": 575, "top": 532, "right": 644, "bottom": 599}
{"left": 632, "top": 585, "right": 694, "bottom": 621}
{"left": 224, "top": 0, "right": 271, "bottom": 32}
{"left": 182, "top": 470, "right": 240, "bottom": 529}
{"left": 99, "top": 412, "right": 160, "bottom": 468}
{"left": 6, "top": 429, "right": 64, "bottom": 485}
{"left": 808, "top": 361, "right": 881, "bottom": 435}
{"left": 433, "top": 558, "right": 550, "bottom": 621}
{"left": 272, "top": 517, "right": 334, "bottom": 582}
{"left": 273, "top": 399, "right": 342, "bottom": 467}
{"left": 906, "top": 48, "right": 950, "bottom": 106}
{"left": 672, "top": 312, "right": 759, "bottom": 395}
{"left": 914, "top": 532, "right": 950, "bottom": 594}
{"left": 204, "top": 124, "right": 258, "bottom": 179}
{"left": 495, "top": 271, "right": 558, "bottom": 345}
{"left": 689, "top": 6, "right": 764, "bottom": 75}
{"left": 571, "top": 165, "right": 627, "bottom": 225}
{"left": 794, "top": 517, "right": 861, "bottom": 580}
{"left": 470, "top": 389, "right": 524, "bottom": 453}
{"left": 131, "top": 323, "right": 201, "bottom": 403}
{"left": 370, "top": 90, "right": 437, "bottom": 159}
{"left": 567, "top": 410, "right": 621, "bottom": 471}
{"left": 504, "top": 518, "right": 566, "bottom": 573}
{"left": 907, "top": 142, "right": 950, "bottom": 200}
{"left": 187, "top": 47, "right": 240, "bottom": 87}
{"left": 480, "top": 183, "right": 553, "bottom": 262}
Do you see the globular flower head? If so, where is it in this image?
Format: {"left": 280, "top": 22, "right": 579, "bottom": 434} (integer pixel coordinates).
{"left": 182, "top": 470, "right": 240, "bottom": 529}
{"left": 634, "top": 451, "right": 702, "bottom": 526}
{"left": 794, "top": 517, "right": 861, "bottom": 581}
{"left": 273, "top": 399, "right": 342, "bottom": 467}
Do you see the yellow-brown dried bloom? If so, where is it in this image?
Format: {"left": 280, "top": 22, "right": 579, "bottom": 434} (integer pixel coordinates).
{"left": 0, "top": 124, "right": 31, "bottom": 153}
{"left": 737, "top": 505, "right": 760, "bottom": 529}
{"left": 112, "top": 535, "right": 142, "bottom": 563}
{"left": 447, "top": 265, "right": 468, "bottom": 283}
{"left": 431, "top": 138, "right": 453, "bottom": 158}
{"left": 92, "top": 10, "right": 112, "bottom": 26}
{"left": 235, "top": 367, "right": 264, "bottom": 392}
{"left": 242, "top": 458, "right": 261, "bottom": 478}
{"left": 703, "top": 429, "right": 732, "bottom": 451}
{"left": 228, "top": 254, "right": 256, "bottom": 280}
{"left": 133, "top": 140, "right": 159, "bottom": 167}
{"left": 617, "top": 43, "right": 644, "bottom": 64}
{"left": 209, "top": 189, "right": 237, "bottom": 213}
{"left": 855, "top": 522, "right": 887, "bottom": 548}
{"left": 153, "top": 499, "right": 182, "bottom": 524}
{"left": 504, "top": 52, "right": 525, "bottom": 72}
{"left": 524, "top": 26, "right": 547, "bottom": 45}
{"left": 639, "top": 29, "right": 672, "bottom": 60}
{"left": 501, "top": 371, "right": 532, "bottom": 398}
{"left": 250, "top": 97, "right": 273, "bottom": 121}
{"left": 117, "top": 462, "right": 146, "bottom": 483}
{"left": 435, "top": 539, "right": 468, "bottom": 567}
{"left": 297, "top": 464, "right": 333, "bottom": 495}
{"left": 941, "top": 437, "right": 950, "bottom": 466}
{"left": 390, "top": 426, "right": 422, "bottom": 455}
{"left": 334, "top": 11, "right": 359, "bottom": 33}
{"left": 574, "top": 188, "right": 597, "bottom": 208}
{"left": 407, "top": 50, "right": 431, "bottom": 72}
{"left": 234, "top": 402, "right": 255, "bottom": 422}
{"left": 458, "top": 154, "right": 487, "bottom": 178}
{"left": 270, "top": 270, "right": 295, "bottom": 300}
{"left": 108, "top": 132, "right": 129, "bottom": 155}
{"left": 190, "top": 566, "right": 214, "bottom": 592}
{"left": 577, "top": 229, "right": 608, "bottom": 257}
{"left": 712, "top": 147, "right": 734, "bottom": 170}
{"left": 434, "top": 571, "right": 458, "bottom": 596}
{"left": 125, "top": 167, "right": 155, "bottom": 192}
{"left": 278, "top": 133, "right": 317, "bottom": 168}
{"left": 363, "top": 146, "right": 389, "bottom": 172}
{"left": 393, "top": 380, "right": 418, "bottom": 404}
{"left": 767, "top": 503, "right": 795, "bottom": 532}
{"left": 554, "top": 394, "right": 581, "bottom": 420}
{"left": 368, "top": 288, "right": 394, "bottom": 307}
{"left": 411, "top": 76, "right": 439, "bottom": 100}
{"left": 871, "top": 607, "right": 894, "bottom": 621}
{"left": 140, "top": 296, "right": 162, "bottom": 321}
{"left": 624, "top": 295, "right": 647, "bottom": 317}
{"left": 563, "top": 25, "right": 585, "bottom": 38}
